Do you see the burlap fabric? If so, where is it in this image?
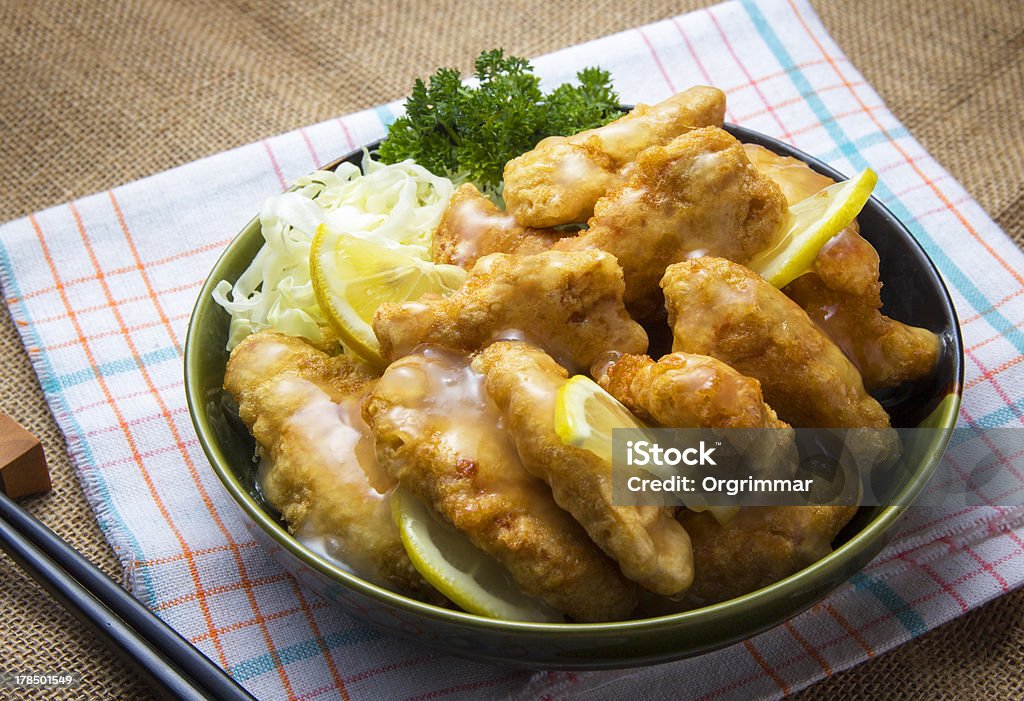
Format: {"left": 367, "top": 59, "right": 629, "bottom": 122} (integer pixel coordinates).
{"left": 0, "top": 1, "right": 1021, "bottom": 699}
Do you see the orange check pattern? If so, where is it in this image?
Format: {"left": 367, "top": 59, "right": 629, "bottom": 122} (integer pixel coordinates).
{"left": 2, "top": 1, "right": 1023, "bottom": 698}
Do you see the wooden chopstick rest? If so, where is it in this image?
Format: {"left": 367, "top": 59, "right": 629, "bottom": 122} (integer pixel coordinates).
{"left": 0, "top": 412, "right": 51, "bottom": 498}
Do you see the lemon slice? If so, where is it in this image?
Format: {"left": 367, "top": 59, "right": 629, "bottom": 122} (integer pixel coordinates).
{"left": 554, "top": 375, "right": 650, "bottom": 465}
{"left": 554, "top": 375, "right": 738, "bottom": 524}
{"left": 750, "top": 167, "right": 878, "bottom": 288}
{"left": 390, "top": 486, "right": 563, "bottom": 622}
{"left": 310, "top": 224, "right": 466, "bottom": 366}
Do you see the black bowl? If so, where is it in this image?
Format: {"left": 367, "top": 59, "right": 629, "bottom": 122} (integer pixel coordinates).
{"left": 184, "top": 125, "right": 963, "bottom": 669}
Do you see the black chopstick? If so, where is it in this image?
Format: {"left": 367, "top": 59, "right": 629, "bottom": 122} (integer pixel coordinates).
{"left": 0, "top": 491, "right": 258, "bottom": 701}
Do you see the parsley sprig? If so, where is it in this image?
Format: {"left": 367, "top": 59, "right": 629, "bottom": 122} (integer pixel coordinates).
{"left": 377, "top": 50, "right": 620, "bottom": 191}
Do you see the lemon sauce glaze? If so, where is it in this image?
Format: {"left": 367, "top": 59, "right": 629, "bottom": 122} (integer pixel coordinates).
{"left": 369, "top": 346, "right": 568, "bottom": 530}
{"left": 254, "top": 381, "right": 395, "bottom": 583}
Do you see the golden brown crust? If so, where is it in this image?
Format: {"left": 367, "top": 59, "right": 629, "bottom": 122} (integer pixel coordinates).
{"left": 742, "top": 143, "right": 837, "bottom": 206}
{"left": 503, "top": 86, "right": 727, "bottom": 227}
{"left": 662, "top": 257, "right": 891, "bottom": 429}
{"left": 744, "top": 143, "right": 940, "bottom": 389}
{"left": 680, "top": 505, "right": 857, "bottom": 605}
{"left": 478, "top": 341, "right": 693, "bottom": 597}
{"left": 223, "top": 331, "right": 432, "bottom": 598}
{"left": 363, "top": 348, "right": 636, "bottom": 621}
{"left": 373, "top": 249, "right": 648, "bottom": 371}
{"left": 785, "top": 266, "right": 941, "bottom": 391}
{"left": 431, "top": 183, "right": 563, "bottom": 268}
{"left": 225, "top": 330, "right": 377, "bottom": 408}
{"left": 598, "top": 352, "right": 787, "bottom": 429}
{"left": 556, "top": 126, "right": 787, "bottom": 320}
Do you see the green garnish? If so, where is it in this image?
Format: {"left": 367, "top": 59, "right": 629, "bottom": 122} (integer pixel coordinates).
{"left": 377, "top": 49, "right": 621, "bottom": 191}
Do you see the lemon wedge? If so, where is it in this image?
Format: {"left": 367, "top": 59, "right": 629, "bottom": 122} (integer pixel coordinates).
{"left": 390, "top": 486, "right": 563, "bottom": 622}
{"left": 750, "top": 167, "right": 878, "bottom": 288}
{"left": 310, "top": 224, "right": 466, "bottom": 367}
{"left": 554, "top": 375, "right": 650, "bottom": 464}
{"left": 554, "top": 375, "right": 739, "bottom": 524}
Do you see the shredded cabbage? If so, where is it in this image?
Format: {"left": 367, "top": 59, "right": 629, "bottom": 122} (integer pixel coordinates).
{"left": 213, "top": 153, "right": 454, "bottom": 350}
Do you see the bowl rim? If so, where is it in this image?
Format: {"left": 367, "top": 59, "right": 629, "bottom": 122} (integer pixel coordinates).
{"left": 184, "top": 124, "right": 964, "bottom": 636}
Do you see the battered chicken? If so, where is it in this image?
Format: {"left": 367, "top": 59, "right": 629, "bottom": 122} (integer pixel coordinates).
{"left": 744, "top": 143, "right": 940, "bottom": 389}
{"left": 432, "top": 183, "right": 564, "bottom": 268}
{"left": 363, "top": 346, "right": 636, "bottom": 621}
{"left": 373, "top": 250, "right": 648, "bottom": 371}
{"left": 503, "top": 86, "right": 727, "bottom": 227}
{"left": 477, "top": 342, "right": 693, "bottom": 597}
{"left": 595, "top": 352, "right": 788, "bottom": 430}
{"left": 807, "top": 227, "right": 877, "bottom": 297}
{"left": 742, "top": 143, "right": 837, "bottom": 209}
{"left": 784, "top": 249, "right": 941, "bottom": 391}
{"left": 556, "top": 127, "right": 788, "bottom": 319}
{"left": 219, "top": 81, "right": 942, "bottom": 620}
{"left": 679, "top": 505, "right": 857, "bottom": 604}
{"left": 223, "top": 330, "right": 431, "bottom": 597}
{"left": 662, "top": 257, "right": 891, "bottom": 429}
{"left": 596, "top": 352, "right": 798, "bottom": 515}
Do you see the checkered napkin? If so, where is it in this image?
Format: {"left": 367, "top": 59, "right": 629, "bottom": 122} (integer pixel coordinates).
{"left": 3, "top": 0, "right": 1023, "bottom": 698}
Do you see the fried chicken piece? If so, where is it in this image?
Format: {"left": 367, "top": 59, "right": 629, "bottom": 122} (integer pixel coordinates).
{"left": 556, "top": 127, "right": 788, "bottom": 320}
{"left": 679, "top": 505, "right": 858, "bottom": 604}
{"left": 223, "top": 330, "right": 430, "bottom": 596}
{"left": 503, "top": 86, "right": 727, "bottom": 227}
{"left": 591, "top": 346, "right": 859, "bottom": 606}
{"left": 662, "top": 257, "right": 890, "bottom": 429}
{"left": 595, "top": 352, "right": 787, "bottom": 429}
{"left": 595, "top": 352, "right": 798, "bottom": 509}
{"left": 477, "top": 341, "right": 693, "bottom": 597}
{"left": 784, "top": 271, "right": 941, "bottom": 390}
{"left": 809, "top": 227, "right": 876, "bottom": 296}
{"left": 431, "top": 183, "right": 564, "bottom": 268}
{"left": 743, "top": 143, "right": 868, "bottom": 293}
{"left": 363, "top": 346, "right": 636, "bottom": 621}
{"left": 742, "top": 143, "right": 837, "bottom": 207}
{"left": 744, "top": 143, "right": 940, "bottom": 388}
{"left": 373, "top": 250, "right": 648, "bottom": 371}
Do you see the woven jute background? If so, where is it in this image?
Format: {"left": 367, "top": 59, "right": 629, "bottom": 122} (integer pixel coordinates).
{"left": 1, "top": 0, "right": 1021, "bottom": 699}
